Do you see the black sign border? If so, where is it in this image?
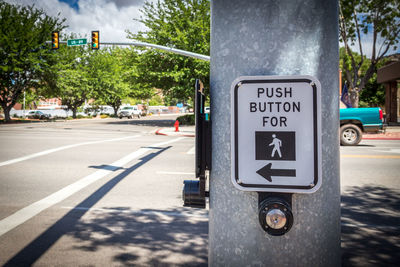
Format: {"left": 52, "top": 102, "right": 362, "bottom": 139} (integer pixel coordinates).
{"left": 234, "top": 78, "right": 319, "bottom": 190}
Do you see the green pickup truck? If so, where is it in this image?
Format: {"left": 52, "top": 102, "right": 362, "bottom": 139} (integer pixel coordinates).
{"left": 340, "top": 107, "right": 385, "bottom": 146}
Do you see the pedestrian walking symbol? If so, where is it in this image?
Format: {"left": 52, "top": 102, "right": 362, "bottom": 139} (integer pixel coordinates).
{"left": 255, "top": 131, "right": 296, "bottom": 161}
{"left": 269, "top": 134, "right": 282, "bottom": 158}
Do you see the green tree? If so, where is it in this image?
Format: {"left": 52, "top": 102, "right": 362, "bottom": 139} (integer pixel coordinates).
{"left": 358, "top": 74, "right": 385, "bottom": 107}
{"left": 339, "top": 0, "right": 400, "bottom": 107}
{"left": 0, "top": 1, "right": 65, "bottom": 121}
{"left": 127, "top": 0, "right": 210, "bottom": 104}
{"left": 117, "top": 48, "right": 154, "bottom": 102}
{"left": 340, "top": 47, "right": 387, "bottom": 107}
{"left": 52, "top": 36, "right": 93, "bottom": 118}
{"left": 88, "top": 47, "right": 153, "bottom": 116}
{"left": 88, "top": 48, "right": 130, "bottom": 116}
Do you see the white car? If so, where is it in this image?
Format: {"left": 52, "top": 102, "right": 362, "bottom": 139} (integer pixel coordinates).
{"left": 118, "top": 106, "right": 141, "bottom": 119}
{"left": 26, "top": 110, "right": 51, "bottom": 120}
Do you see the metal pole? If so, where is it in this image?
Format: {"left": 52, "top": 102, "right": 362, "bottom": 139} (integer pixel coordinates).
{"left": 23, "top": 91, "right": 26, "bottom": 117}
{"left": 209, "top": 0, "right": 341, "bottom": 266}
{"left": 49, "top": 41, "right": 210, "bottom": 61}
{"left": 102, "top": 41, "right": 210, "bottom": 61}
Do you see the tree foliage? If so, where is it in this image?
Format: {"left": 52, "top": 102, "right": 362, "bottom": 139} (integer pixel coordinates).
{"left": 117, "top": 48, "right": 154, "bottom": 101}
{"left": 127, "top": 0, "right": 210, "bottom": 104}
{"left": 0, "top": 1, "right": 65, "bottom": 121}
{"left": 88, "top": 48, "right": 129, "bottom": 116}
{"left": 50, "top": 35, "right": 93, "bottom": 118}
{"left": 339, "top": 0, "right": 400, "bottom": 107}
{"left": 339, "top": 47, "right": 386, "bottom": 107}
{"left": 51, "top": 44, "right": 149, "bottom": 117}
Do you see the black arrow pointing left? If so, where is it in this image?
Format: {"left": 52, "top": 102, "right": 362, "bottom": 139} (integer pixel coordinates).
{"left": 256, "top": 163, "right": 296, "bottom": 182}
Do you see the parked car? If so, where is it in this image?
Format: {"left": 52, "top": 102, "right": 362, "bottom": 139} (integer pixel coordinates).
{"left": 26, "top": 110, "right": 51, "bottom": 120}
{"left": 340, "top": 107, "right": 386, "bottom": 146}
{"left": 118, "top": 106, "right": 141, "bottom": 119}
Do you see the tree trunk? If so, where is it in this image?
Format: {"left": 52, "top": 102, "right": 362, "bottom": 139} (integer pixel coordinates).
{"left": 72, "top": 108, "right": 77, "bottom": 118}
{"left": 349, "top": 87, "right": 360, "bottom": 108}
{"left": 109, "top": 99, "right": 121, "bottom": 118}
{"left": 1, "top": 103, "right": 12, "bottom": 122}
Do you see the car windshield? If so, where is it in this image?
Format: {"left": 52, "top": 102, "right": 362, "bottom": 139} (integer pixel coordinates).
{"left": 122, "top": 107, "right": 133, "bottom": 110}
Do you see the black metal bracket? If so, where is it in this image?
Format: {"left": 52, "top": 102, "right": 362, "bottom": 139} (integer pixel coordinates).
{"left": 183, "top": 79, "right": 211, "bottom": 208}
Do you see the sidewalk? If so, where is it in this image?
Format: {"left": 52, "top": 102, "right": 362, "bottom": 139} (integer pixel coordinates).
{"left": 155, "top": 125, "right": 195, "bottom": 137}
{"left": 363, "top": 126, "right": 400, "bottom": 140}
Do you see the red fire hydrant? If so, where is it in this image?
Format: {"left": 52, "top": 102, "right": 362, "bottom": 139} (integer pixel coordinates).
{"left": 174, "top": 120, "right": 180, "bottom": 132}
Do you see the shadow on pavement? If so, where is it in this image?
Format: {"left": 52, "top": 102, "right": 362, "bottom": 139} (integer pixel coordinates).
{"left": 352, "top": 144, "right": 375, "bottom": 147}
{"left": 341, "top": 185, "right": 400, "bottom": 266}
{"left": 106, "top": 117, "right": 178, "bottom": 127}
{"left": 4, "top": 146, "right": 172, "bottom": 266}
{"left": 71, "top": 207, "right": 208, "bottom": 266}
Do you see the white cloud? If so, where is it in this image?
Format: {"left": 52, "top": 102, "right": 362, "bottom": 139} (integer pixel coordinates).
{"left": 6, "top": 0, "right": 148, "bottom": 43}
{"left": 342, "top": 32, "right": 400, "bottom": 59}
{"left": 8, "top": 0, "right": 399, "bottom": 57}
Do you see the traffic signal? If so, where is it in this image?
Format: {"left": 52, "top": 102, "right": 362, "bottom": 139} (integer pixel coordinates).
{"left": 92, "top": 31, "right": 99, "bottom": 50}
{"left": 52, "top": 31, "right": 59, "bottom": 50}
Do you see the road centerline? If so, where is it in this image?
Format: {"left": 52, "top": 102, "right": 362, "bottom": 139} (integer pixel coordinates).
{"left": 0, "top": 137, "right": 185, "bottom": 237}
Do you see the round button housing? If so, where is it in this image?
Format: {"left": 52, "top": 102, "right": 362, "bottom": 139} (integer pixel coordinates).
{"left": 259, "top": 198, "right": 293, "bottom": 236}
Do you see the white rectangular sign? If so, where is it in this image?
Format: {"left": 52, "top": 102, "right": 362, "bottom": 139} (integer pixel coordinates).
{"left": 231, "top": 75, "right": 322, "bottom": 193}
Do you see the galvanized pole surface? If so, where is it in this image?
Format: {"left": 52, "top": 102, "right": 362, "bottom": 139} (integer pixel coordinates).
{"left": 209, "top": 0, "right": 341, "bottom": 266}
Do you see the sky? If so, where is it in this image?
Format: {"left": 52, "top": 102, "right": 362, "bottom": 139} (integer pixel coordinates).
{"left": 6, "top": 0, "right": 149, "bottom": 43}
{"left": 5, "top": 0, "right": 399, "bottom": 58}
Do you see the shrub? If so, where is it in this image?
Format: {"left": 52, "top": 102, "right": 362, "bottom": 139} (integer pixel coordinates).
{"left": 177, "top": 114, "right": 195, "bottom": 125}
{"left": 100, "top": 114, "right": 109, "bottom": 119}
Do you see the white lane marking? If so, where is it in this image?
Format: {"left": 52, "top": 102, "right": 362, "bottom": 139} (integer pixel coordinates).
{"left": 0, "top": 137, "right": 184, "bottom": 237}
{"left": 187, "top": 146, "right": 195, "bottom": 154}
{"left": 0, "top": 135, "right": 140, "bottom": 167}
{"left": 148, "top": 137, "right": 185, "bottom": 148}
{"left": 157, "top": 171, "right": 195, "bottom": 175}
{"left": 60, "top": 206, "right": 209, "bottom": 219}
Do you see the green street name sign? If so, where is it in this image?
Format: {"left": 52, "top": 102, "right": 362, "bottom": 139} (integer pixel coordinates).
{"left": 67, "top": 38, "right": 87, "bottom": 46}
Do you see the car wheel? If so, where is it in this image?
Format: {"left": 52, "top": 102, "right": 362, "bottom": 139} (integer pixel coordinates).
{"left": 340, "top": 124, "right": 362, "bottom": 146}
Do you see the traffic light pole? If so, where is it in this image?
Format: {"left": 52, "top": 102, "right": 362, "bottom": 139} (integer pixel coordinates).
{"left": 209, "top": 0, "right": 341, "bottom": 266}
{"left": 48, "top": 40, "right": 210, "bottom": 61}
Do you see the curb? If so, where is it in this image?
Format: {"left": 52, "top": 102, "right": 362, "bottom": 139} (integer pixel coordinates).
{"left": 363, "top": 137, "right": 400, "bottom": 140}
{"left": 155, "top": 128, "right": 195, "bottom": 137}
{"left": 155, "top": 129, "right": 168, "bottom": 136}
{"left": 362, "top": 133, "right": 400, "bottom": 140}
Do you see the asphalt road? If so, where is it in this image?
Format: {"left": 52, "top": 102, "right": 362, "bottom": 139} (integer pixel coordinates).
{"left": 340, "top": 139, "right": 400, "bottom": 267}
{"left": 0, "top": 117, "right": 399, "bottom": 266}
{"left": 0, "top": 116, "right": 208, "bottom": 266}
